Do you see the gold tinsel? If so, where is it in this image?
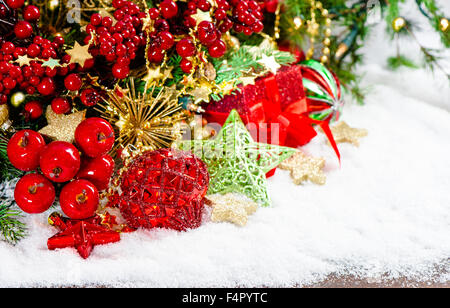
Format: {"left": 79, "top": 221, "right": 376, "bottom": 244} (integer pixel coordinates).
{"left": 95, "top": 79, "right": 188, "bottom": 155}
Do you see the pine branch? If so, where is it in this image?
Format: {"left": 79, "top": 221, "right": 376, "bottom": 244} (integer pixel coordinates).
{"left": 387, "top": 55, "right": 419, "bottom": 70}
{"left": 0, "top": 134, "right": 22, "bottom": 181}
{"left": 0, "top": 180, "right": 26, "bottom": 244}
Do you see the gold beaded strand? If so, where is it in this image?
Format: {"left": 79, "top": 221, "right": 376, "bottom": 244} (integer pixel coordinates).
{"left": 305, "top": 0, "right": 332, "bottom": 64}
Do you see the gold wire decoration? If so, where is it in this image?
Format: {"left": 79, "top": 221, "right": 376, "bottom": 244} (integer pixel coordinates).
{"left": 95, "top": 79, "right": 189, "bottom": 155}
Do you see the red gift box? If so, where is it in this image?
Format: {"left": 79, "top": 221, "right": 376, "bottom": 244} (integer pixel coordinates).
{"left": 204, "top": 65, "right": 317, "bottom": 147}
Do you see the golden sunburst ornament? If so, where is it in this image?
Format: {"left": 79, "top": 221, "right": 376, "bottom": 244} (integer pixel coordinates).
{"left": 95, "top": 79, "right": 188, "bottom": 155}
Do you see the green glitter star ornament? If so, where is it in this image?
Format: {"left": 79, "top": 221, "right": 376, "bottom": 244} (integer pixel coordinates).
{"left": 179, "top": 110, "right": 296, "bottom": 206}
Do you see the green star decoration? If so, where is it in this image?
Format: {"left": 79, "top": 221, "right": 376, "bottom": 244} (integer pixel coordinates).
{"left": 179, "top": 110, "right": 296, "bottom": 206}
{"left": 42, "top": 58, "right": 61, "bottom": 69}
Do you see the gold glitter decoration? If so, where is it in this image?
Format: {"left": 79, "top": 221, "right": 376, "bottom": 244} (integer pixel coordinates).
{"left": 279, "top": 151, "right": 326, "bottom": 185}
{"left": 95, "top": 78, "right": 188, "bottom": 155}
{"left": 0, "top": 104, "right": 9, "bottom": 128}
{"left": 39, "top": 107, "right": 86, "bottom": 143}
{"left": 207, "top": 193, "right": 258, "bottom": 227}
{"left": 330, "top": 121, "right": 368, "bottom": 146}
{"left": 65, "top": 41, "right": 93, "bottom": 67}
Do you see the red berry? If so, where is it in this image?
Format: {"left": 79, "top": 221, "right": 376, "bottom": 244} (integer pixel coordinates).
{"left": 64, "top": 73, "right": 82, "bottom": 91}
{"left": 23, "top": 5, "right": 40, "bottom": 21}
{"left": 51, "top": 97, "right": 71, "bottom": 114}
{"left": 159, "top": 31, "right": 174, "bottom": 50}
{"left": 37, "top": 77, "right": 55, "bottom": 96}
{"left": 75, "top": 118, "right": 115, "bottom": 158}
{"left": 148, "top": 48, "right": 164, "bottom": 63}
{"left": 6, "top": 0, "right": 24, "bottom": 9}
{"left": 80, "top": 88, "right": 102, "bottom": 107}
{"left": 208, "top": 39, "right": 226, "bottom": 58}
{"left": 60, "top": 180, "right": 99, "bottom": 219}
{"left": 112, "top": 63, "right": 129, "bottom": 79}
{"left": 76, "top": 154, "right": 115, "bottom": 191}
{"left": 176, "top": 38, "right": 196, "bottom": 58}
{"left": 198, "top": 21, "right": 217, "bottom": 45}
{"left": 160, "top": 0, "right": 178, "bottom": 19}
{"left": 180, "top": 58, "right": 193, "bottom": 73}
{"left": 148, "top": 8, "right": 160, "bottom": 19}
{"left": 14, "top": 174, "right": 55, "bottom": 214}
{"left": 14, "top": 21, "right": 33, "bottom": 39}
{"left": 24, "top": 101, "right": 43, "bottom": 120}
{"left": 40, "top": 141, "right": 81, "bottom": 183}
{"left": 7, "top": 130, "right": 45, "bottom": 171}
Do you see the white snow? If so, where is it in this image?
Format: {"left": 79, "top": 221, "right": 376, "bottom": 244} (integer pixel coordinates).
{"left": 0, "top": 0, "right": 449, "bottom": 287}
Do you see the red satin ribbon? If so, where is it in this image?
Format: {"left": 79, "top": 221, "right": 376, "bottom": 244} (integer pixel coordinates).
{"left": 252, "top": 76, "right": 341, "bottom": 162}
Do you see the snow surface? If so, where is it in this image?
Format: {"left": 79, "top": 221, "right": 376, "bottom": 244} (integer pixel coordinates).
{"left": 0, "top": 0, "right": 449, "bottom": 287}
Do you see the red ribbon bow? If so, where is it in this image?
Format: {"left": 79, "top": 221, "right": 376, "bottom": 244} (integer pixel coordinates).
{"left": 242, "top": 76, "right": 341, "bottom": 162}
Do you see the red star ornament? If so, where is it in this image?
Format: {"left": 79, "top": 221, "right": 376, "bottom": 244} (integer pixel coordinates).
{"left": 47, "top": 213, "right": 120, "bottom": 259}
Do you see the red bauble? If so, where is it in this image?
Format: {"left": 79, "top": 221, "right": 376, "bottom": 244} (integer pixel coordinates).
{"left": 40, "top": 141, "right": 81, "bottom": 183}
{"left": 160, "top": 0, "right": 178, "bottom": 19}
{"left": 14, "top": 174, "right": 55, "bottom": 214}
{"left": 60, "top": 179, "right": 99, "bottom": 220}
{"left": 14, "top": 21, "right": 33, "bottom": 39}
{"left": 51, "top": 97, "right": 71, "bottom": 114}
{"left": 76, "top": 154, "right": 115, "bottom": 191}
{"left": 23, "top": 100, "right": 43, "bottom": 120}
{"left": 7, "top": 130, "right": 45, "bottom": 171}
{"left": 75, "top": 117, "right": 115, "bottom": 158}
{"left": 64, "top": 73, "right": 82, "bottom": 91}
{"left": 117, "top": 149, "right": 209, "bottom": 231}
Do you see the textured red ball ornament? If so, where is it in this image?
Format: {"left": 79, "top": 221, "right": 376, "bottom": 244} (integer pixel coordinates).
{"left": 117, "top": 149, "right": 209, "bottom": 231}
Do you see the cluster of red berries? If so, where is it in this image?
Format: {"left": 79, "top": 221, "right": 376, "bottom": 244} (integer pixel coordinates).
{"left": 85, "top": 0, "right": 147, "bottom": 79}
{"left": 0, "top": 35, "right": 70, "bottom": 101}
{"left": 8, "top": 118, "right": 115, "bottom": 219}
{"left": 186, "top": 0, "right": 264, "bottom": 36}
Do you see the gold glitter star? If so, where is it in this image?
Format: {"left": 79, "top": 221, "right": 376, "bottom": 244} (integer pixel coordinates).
{"left": 191, "top": 9, "right": 212, "bottom": 26}
{"left": 142, "top": 67, "right": 163, "bottom": 82}
{"left": 39, "top": 107, "right": 86, "bottom": 143}
{"left": 187, "top": 87, "right": 211, "bottom": 104}
{"left": 257, "top": 54, "right": 281, "bottom": 74}
{"left": 207, "top": 193, "right": 258, "bottom": 226}
{"left": 15, "top": 55, "right": 34, "bottom": 66}
{"left": 330, "top": 121, "right": 368, "bottom": 146}
{"left": 279, "top": 151, "right": 326, "bottom": 185}
{"left": 65, "top": 41, "right": 93, "bottom": 67}
{"left": 239, "top": 75, "right": 257, "bottom": 86}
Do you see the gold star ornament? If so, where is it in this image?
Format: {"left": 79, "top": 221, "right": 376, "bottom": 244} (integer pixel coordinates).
{"left": 279, "top": 151, "right": 326, "bottom": 185}
{"left": 207, "top": 193, "right": 258, "bottom": 227}
{"left": 330, "top": 121, "right": 368, "bottom": 146}
{"left": 65, "top": 41, "right": 93, "bottom": 67}
{"left": 257, "top": 54, "right": 281, "bottom": 74}
{"left": 39, "top": 107, "right": 86, "bottom": 143}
